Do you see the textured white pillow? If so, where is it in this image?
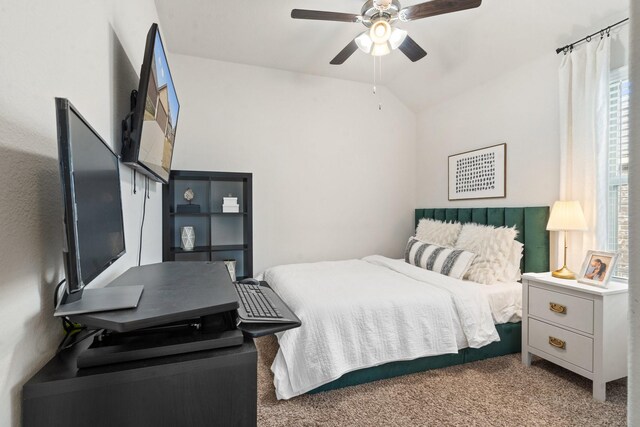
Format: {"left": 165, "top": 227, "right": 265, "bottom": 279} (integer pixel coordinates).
{"left": 503, "top": 240, "right": 524, "bottom": 282}
{"left": 415, "top": 218, "right": 462, "bottom": 247}
{"left": 454, "top": 223, "right": 518, "bottom": 284}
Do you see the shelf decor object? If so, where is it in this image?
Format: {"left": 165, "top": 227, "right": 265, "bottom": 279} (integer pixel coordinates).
{"left": 163, "top": 170, "right": 253, "bottom": 280}
{"left": 180, "top": 226, "right": 195, "bottom": 251}
{"left": 448, "top": 143, "right": 506, "bottom": 201}
{"left": 222, "top": 195, "right": 240, "bottom": 213}
{"left": 176, "top": 187, "right": 201, "bottom": 213}
{"left": 546, "top": 200, "right": 588, "bottom": 280}
{"left": 224, "top": 260, "right": 237, "bottom": 282}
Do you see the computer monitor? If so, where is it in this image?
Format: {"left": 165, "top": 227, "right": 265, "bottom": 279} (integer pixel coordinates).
{"left": 55, "top": 98, "right": 143, "bottom": 316}
{"left": 121, "top": 23, "right": 180, "bottom": 184}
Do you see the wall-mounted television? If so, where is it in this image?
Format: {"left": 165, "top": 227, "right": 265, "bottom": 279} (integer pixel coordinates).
{"left": 122, "top": 23, "right": 180, "bottom": 184}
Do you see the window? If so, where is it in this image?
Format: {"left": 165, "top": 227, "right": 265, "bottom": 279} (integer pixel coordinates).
{"left": 607, "top": 67, "right": 629, "bottom": 279}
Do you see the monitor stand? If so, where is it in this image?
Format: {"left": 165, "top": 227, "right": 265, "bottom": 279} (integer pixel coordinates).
{"left": 54, "top": 286, "right": 144, "bottom": 317}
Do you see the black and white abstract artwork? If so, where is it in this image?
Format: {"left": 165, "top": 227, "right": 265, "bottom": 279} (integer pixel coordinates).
{"left": 448, "top": 144, "right": 506, "bottom": 200}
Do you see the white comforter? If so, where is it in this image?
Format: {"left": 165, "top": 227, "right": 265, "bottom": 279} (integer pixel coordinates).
{"left": 264, "top": 255, "right": 500, "bottom": 400}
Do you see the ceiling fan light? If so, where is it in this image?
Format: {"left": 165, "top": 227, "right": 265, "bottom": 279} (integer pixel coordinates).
{"left": 371, "top": 42, "right": 391, "bottom": 56}
{"left": 389, "top": 28, "right": 408, "bottom": 50}
{"left": 355, "top": 32, "right": 373, "bottom": 53}
{"left": 370, "top": 20, "right": 391, "bottom": 44}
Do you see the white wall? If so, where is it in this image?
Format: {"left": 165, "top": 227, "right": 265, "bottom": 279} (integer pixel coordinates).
{"left": 416, "top": 53, "right": 562, "bottom": 209}
{"left": 0, "top": 1, "right": 164, "bottom": 425}
{"left": 628, "top": 2, "right": 639, "bottom": 423}
{"left": 415, "top": 26, "right": 629, "bottom": 271}
{"left": 170, "top": 55, "right": 417, "bottom": 273}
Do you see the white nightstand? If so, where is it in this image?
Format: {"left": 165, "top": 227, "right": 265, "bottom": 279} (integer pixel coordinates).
{"left": 521, "top": 272, "right": 628, "bottom": 401}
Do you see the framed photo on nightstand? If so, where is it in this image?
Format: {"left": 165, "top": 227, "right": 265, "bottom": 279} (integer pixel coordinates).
{"left": 577, "top": 250, "right": 618, "bottom": 287}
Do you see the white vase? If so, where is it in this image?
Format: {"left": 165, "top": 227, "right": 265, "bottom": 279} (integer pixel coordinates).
{"left": 180, "top": 226, "right": 195, "bottom": 251}
{"left": 224, "top": 259, "right": 237, "bottom": 282}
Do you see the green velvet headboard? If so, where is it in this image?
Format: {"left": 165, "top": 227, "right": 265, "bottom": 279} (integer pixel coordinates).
{"left": 415, "top": 207, "right": 550, "bottom": 274}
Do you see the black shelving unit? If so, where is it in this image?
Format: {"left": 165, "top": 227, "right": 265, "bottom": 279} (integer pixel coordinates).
{"left": 163, "top": 170, "right": 253, "bottom": 280}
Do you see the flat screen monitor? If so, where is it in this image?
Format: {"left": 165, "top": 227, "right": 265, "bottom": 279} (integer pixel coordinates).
{"left": 122, "top": 23, "right": 180, "bottom": 184}
{"left": 56, "top": 98, "right": 126, "bottom": 293}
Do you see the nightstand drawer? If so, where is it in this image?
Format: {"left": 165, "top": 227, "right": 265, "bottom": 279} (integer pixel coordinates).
{"left": 528, "top": 286, "right": 594, "bottom": 334}
{"left": 529, "top": 318, "right": 593, "bottom": 372}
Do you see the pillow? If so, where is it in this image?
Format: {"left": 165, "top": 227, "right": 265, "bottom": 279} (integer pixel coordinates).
{"left": 454, "top": 223, "right": 518, "bottom": 284}
{"left": 405, "top": 237, "right": 476, "bottom": 280}
{"left": 503, "top": 241, "right": 524, "bottom": 282}
{"left": 415, "top": 218, "right": 462, "bottom": 247}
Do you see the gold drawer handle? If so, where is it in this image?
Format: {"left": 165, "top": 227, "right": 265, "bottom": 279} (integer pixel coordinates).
{"left": 549, "top": 336, "right": 566, "bottom": 350}
{"left": 549, "top": 302, "right": 567, "bottom": 314}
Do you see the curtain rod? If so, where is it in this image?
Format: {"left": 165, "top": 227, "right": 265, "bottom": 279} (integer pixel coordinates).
{"left": 555, "top": 18, "right": 629, "bottom": 54}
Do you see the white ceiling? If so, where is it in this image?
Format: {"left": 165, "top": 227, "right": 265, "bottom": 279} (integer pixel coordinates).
{"left": 155, "top": 0, "right": 629, "bottom": 111}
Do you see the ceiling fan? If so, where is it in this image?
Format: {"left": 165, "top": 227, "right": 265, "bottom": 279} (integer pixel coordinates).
{"left": 291, "top": 0, "right": 482, "bottom": 64}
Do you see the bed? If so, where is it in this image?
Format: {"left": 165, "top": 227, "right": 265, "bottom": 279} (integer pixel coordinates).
{"left": 264, "top": 207, "right": 550, "bottom": 399}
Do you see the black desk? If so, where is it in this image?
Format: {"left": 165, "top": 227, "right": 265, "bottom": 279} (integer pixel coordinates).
{"left": 23, "top": 264, "right": 299, "bottom": 426}
{"left": 22, "top": 337, "right": 257, "bottom": 427}
{"left": 24, "top": 261, "right": 257, "bottom": 427}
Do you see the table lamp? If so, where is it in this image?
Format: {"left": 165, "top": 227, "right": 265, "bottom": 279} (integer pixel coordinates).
{"left": 546, "top": 200, "right": 588, "bottom": 279}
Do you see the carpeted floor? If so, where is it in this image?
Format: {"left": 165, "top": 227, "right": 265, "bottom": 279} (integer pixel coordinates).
{"left": 255, "top": 336, "right": 627, "bottom": 426}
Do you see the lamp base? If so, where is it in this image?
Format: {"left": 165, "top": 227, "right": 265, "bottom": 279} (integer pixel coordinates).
{"left": 552, "top": 265, "right": 576, "bottom": 280}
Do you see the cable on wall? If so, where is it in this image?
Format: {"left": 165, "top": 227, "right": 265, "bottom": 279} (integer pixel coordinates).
{"left": 138, "top": 176, "right": 149, "bottom": 266}
{"left": 132, "top": 169, "right": 138, "bottom": 194}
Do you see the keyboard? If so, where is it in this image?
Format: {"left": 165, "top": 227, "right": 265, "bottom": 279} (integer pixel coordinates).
{"left": 234, "top": 282, "right": 284, "bottom": 321}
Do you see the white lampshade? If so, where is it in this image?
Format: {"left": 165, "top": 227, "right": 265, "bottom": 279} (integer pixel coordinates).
{"left": 371, "top": 42, "right": 391, "bottom": 56}
{"left": 370, "top": 21, "right": 391, "bottom": 44}
{"left": 389, "top": 28, "right": 408, "bottom": 50}
{"left": 355, "top": 32, "right": 373, "bottom": 53}
{"left": 546, "top": 200, "right": 588, "bottom": 231}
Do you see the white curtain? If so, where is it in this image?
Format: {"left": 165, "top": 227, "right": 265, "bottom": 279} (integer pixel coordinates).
{"left": 558, "top": 37, "right": 610, "bottom": 271}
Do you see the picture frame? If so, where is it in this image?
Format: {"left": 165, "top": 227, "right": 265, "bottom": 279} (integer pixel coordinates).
{"left": 448, "top": 143, "right": 506, "bottom": 201}
{"left": 577, "top": 250, "right": 619, "bottom": 287}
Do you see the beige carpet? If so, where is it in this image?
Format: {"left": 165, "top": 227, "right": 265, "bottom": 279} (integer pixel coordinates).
{"left": 255, "top": 336, "right": 627, "bottom": 426}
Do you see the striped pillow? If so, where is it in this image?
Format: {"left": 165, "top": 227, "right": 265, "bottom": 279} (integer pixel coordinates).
{"left": 404, "top": 237, "right": 476, "bottom": 280}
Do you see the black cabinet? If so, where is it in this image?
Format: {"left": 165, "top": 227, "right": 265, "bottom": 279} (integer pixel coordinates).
{"left": 22, "top": 338, "right": 258, "bottom": 427}
{"left": 163, "top": 171, "right": 253, "bottom": 279}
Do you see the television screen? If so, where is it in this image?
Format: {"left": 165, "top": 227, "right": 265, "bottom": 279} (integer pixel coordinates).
{"left": 123, "top": 23, "right": 179, "bottom": 184}
{"left": 57, "top": 98, "right": 126, "bottom": 292}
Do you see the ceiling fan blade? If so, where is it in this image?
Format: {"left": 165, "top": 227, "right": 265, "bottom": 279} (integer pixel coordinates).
{"left": 330, "top": 39, "right": 359, "bottom": 65}
{"left": 291, "top": 9, "right": 361, "bottom": 23}
{"left": 398, "top": 36, "right": 428, "bottom": 62}
{"left": 400, "top": 0, "right": 481, "bottom": 21}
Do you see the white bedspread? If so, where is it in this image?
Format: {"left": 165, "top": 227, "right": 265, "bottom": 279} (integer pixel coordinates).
{"left": 479, "top": 281, "right": 523, "bottom": 324}
{"left": 264, "top": 256, "right": 500, "bottom": 399}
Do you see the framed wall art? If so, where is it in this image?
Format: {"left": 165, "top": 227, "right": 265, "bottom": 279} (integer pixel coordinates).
{"left": 448, "top": 143, "right": 506, "bottom": 201}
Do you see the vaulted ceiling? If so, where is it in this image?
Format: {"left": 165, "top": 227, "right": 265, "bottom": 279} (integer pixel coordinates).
{"left": 155, "top": 0, "right": 628, "bottom": 112}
